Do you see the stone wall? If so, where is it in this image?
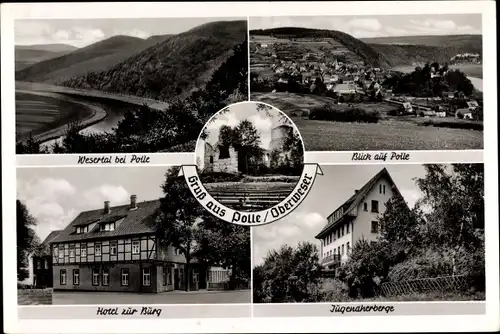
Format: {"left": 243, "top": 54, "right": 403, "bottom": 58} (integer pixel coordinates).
{"left": 213, "top": 146, "right": 238, "bottom": 174}
{"left": 203, "top": 142, "right": 215, "bottom": 172}
{"left": 18, "top": 288, "right": 53, "bottom": 305}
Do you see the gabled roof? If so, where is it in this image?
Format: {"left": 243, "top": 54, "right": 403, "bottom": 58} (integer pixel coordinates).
{"left": 51, "top": 199, "right": 161, "bottom": 244}
{"left": 34, "top": 230, "right": 63, "bottom": 256}
{"left": 315, "top": 168, "right": 400, "bottom": 239}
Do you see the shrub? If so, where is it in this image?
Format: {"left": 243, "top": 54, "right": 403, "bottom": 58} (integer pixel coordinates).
{"left": 320, "top": 278, "right": 351, "bottom": 302}
{"left": 301, "top": 110, "right": 310, "bottom": 118}
{"left": 419, "top": 120, "right": 483, "bottom": 131}
{"left": 309, "top": 105, "right": 380, "bottom": 123}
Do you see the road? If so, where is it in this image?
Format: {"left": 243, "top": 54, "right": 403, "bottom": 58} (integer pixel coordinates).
{"left": 52, "top": 289, "right": 251, "bottom": 305}
{"left": 16, "top": 81, "right": 170, "bottom": 111}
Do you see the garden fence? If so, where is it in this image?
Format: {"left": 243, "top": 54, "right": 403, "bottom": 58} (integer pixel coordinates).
{"left": 379, "top": 275, "right": 470, "bottom": 297}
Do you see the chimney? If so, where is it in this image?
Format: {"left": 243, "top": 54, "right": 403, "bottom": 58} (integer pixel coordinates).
{"left": 354, "top": 189, "right": 359, "bottom": 194}
{"left": 104, "top": 201, "right": 111, "bottom": 214}
{"left": 130, "top": 195, "right": 137, "bottom": 210}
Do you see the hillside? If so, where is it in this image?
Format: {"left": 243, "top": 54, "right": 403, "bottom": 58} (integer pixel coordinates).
{"left": 361, "top": 34, "right": 482, "bottom": 51}
{"left": 16, "top": 44, "right": 78, "bottom": 52}
{"left": 251, "top": 27, "right": 391, "bottom": 68}
{"left": 251, "top": 28, "right": 483, "bottom": 69}
{"left": 16, "top": 49, "right": 72, "bottom": 71}
{"left": 15, "top": 35, "right": 171, "bottom": 83}
{"left": 60, "top": 20, "right": 248, "bottom": 102}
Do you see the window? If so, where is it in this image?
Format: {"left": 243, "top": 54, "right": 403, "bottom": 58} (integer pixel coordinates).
{"left": 95, "top": 243, "right": 102, "bottom": 256}
{"left": 58, "top": 249, "right": 64, "bottom": 259}
{"left": 110, "top": 242, "right": 117, "bottom": 255}
{"left": 371, "top": 221, "right": 379, "bottom": 233}
{"left": 53, "top": 246, "right": 58, "bottom": 258}
{"left": 102, "top": 268, "right": 109, "bottom": 286}
{"left": 379, "top": 184, "right": 383, "bottom": 194}
{"left": 73, "top": 269, "right": 80, "bottom": 285}
{"left": 371, "top": 200, "right": 379, "bottom": 213}
{"left": 346, "top": 223, "right": 350, "bottom": 234}
{"left": 142, "top": 268, "right": 151, "bottom": 286}
{"left": 341, "top": 244, "right": 345, "bottom": 255}
{"left": 76, "top": 226, "right": 88, "bottom": 234}
{"left": 44, "top": 260, "right": 48, "bottom": 269}
{"left": 69, "top": 245, "right": 75, "bottom": 257}
{"left": 209, "top": 156, "right": 214, "bottom": 164}
{"left": 132, "top": 241, "right": 140, "bottom": 254}
{"left": 363, "top": 202, "right": 368, "bottom": 211}
{"left": 92, "top": 268, "right": 99, "bottom": 285}
{"left": 337, "top": 229, "right": 340, "bottom": 238}
{"left": 36, "top": 260, "right": 41, "bottom": 269}
{"left": 81, "top": 244, "right": 87, "bottom": 257}
{"left": 163, "top": 267, "right": 168, "bottom": 286}
{"left": 341, "top": 225, "right": 345, "bottom": 237}
{"left": 99, "top": 223, "right": 116, "bottom": 232}
{"left": 174, "top": 248, "right": 181, "bottom": 256}
{"left": 337, "top": 246, "right": 340, "bottom": 255}
{"left": 121, "top": 269, "right": 129, "bottom": 286}
{"left": 60, "top": 270, "right": 67, "bottom": 285}
{"left": 218, "top": 145, "right": 230, "bottom": 159}
{"left": 347, "top": 242, "right": 351, "bottom": 254}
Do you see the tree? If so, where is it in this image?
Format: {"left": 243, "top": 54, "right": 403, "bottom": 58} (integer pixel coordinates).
{"left": 253, "top": 242, "right": 322, "bottom": 303}
{"left": 233, "top": 119, "right": 262, "bottom": 173}
{"left": 194, "top": 214, "right": 251, "bottom": 288}
{"left": 155, "top": 167, "right": 205, "bottom": 291}
{"left": 17, "top": 200, "right": 40, "bottom": 281}
{"left": 414, "top": 164, "right": 484, "bottom": 274}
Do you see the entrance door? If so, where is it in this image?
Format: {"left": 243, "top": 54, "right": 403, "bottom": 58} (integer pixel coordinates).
{"left": 174, "top": 269, "right": 179, "bottom": 290}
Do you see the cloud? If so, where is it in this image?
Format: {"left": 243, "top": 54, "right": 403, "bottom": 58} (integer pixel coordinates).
{"left": 348, "top": 18, "right": 382, "bottom": 32}
{"left": 82, "top": 184, "right": 130, "bottom": 208}
{"left": 113, "top": 29, "right": 150, "bottom": 39}
{"left": 17, "top": 177, "right": 79, "bottom": 241}
{"left": 253, "top": 211, "right": 326, "bottom": 266}
{"left": 406, "top": 19, "right": 481, "bottom": 35}
{"left": 19, "top": 178, "right": 76, "bottom": 202}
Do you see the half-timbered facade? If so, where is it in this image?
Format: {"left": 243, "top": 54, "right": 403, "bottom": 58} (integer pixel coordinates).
{"left": 315, "top": 168, "right": 402, "bottom": 272}
{"left": 50, "top": 195, "right": 202, "bottom": 293}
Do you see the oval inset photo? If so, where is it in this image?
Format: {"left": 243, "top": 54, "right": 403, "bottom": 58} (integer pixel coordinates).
{"left": 195, "top": 101, "right": 305, "bottom": 212}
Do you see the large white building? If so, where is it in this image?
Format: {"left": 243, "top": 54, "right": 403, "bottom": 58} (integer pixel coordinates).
{"left": 315, "top": 168, "right": 401, "bottom": 270}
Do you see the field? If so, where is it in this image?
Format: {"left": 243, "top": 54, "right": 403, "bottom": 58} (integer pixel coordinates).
{"left": 252, "top": 92, "right": 483, "bottom": 151}
{"left": 15, "top": 91, "right": 102, "bottom": 143}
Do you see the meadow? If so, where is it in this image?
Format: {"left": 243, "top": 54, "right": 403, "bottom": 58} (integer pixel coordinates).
{"left": 252, "top": 92, "right": 484, "bottom": 151}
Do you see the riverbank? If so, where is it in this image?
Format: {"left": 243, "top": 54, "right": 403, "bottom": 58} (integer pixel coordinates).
{"left": 16, "top": 90, "right": 108, "bottom": 144}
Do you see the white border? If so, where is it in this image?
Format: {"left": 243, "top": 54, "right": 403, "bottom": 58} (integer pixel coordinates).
{"left": 2, "top": 1, "right": 498, "bottom": 333}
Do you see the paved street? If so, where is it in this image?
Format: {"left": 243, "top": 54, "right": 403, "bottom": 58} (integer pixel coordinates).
{"left": 52, "top": 289, "right": 251, "bottom": 305}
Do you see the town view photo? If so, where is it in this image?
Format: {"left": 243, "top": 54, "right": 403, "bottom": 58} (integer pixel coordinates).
{"left": 15, "top": 17, "right": 248, "bottom": 154}
{"left": 252, "top": 164, "right": 485, "bottom": 303}
{"left": 17, "top": 166, "right": 251, "bottom": 305}
{"left": 195, "top": 102, "right": 305, "bottom": 212}
{"left": 249, "top": 15, "right": 483, "bottom": 151}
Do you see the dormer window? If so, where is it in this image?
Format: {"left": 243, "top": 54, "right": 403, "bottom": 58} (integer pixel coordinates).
{"left": 76, "top": 226, "right": 89, "bottom": 234}
{"left": 99, "top": 222, "right": 116, "bottom": 232}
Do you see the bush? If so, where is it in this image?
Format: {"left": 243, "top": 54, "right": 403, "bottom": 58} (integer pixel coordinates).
{"left": 419, "top": 120, "right": 483, "bottom": 131}
{"left": 301, "top": 110, "right": 310, "bottom": 118}
{"left": 320, "top": 278, "right": 351, "bottom": 302}
{"left": 309, "top": 105, "right": 380, "bottom": 123}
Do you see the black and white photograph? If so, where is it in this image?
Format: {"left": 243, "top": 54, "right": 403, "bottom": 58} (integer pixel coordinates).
{"left": 16, "top": 166, "right": 251, "bottom": 305}
{"left": 249, "top": 15, "right": 484, "bottom": 151}
{"left": 195, "top": 101, "right": 305, "bottom": 211}
{"left": 15, "top": 17, "right": 248, "bottom": 154}
{"left": 252, "top": 164, "right": 485, "bottom": 303}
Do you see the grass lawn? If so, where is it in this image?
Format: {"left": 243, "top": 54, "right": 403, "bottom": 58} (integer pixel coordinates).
{"left": 253, "top": 92, "right": 483, "bottom": 151}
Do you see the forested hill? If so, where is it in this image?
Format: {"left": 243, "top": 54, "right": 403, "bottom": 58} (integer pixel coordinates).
{"left": 250, "top": 27, "right": 391, "bottom": 68}
{"left": 61, "top": 20, "right": 248, "bottom": 102}
{"left": 16, "top": 35, "right": 171, "bottom": 83}
{"left": 251, "top": 27, "right": 482, "bottom": 68}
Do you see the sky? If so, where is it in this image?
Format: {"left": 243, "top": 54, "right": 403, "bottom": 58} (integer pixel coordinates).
{"left": 252, "top": 164, "right": 430, "bottom": 267}
{"left": 249, "top": 14, "right": 482, "bottom": 39}
{"left": 196, "top": 103, "right": 296, "bottom": 169}
{"left": 15, "top": 17, "right": 244, "bottom": 48}
{"left": 17, "top": 166, "right": 172, "bottom": 243}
